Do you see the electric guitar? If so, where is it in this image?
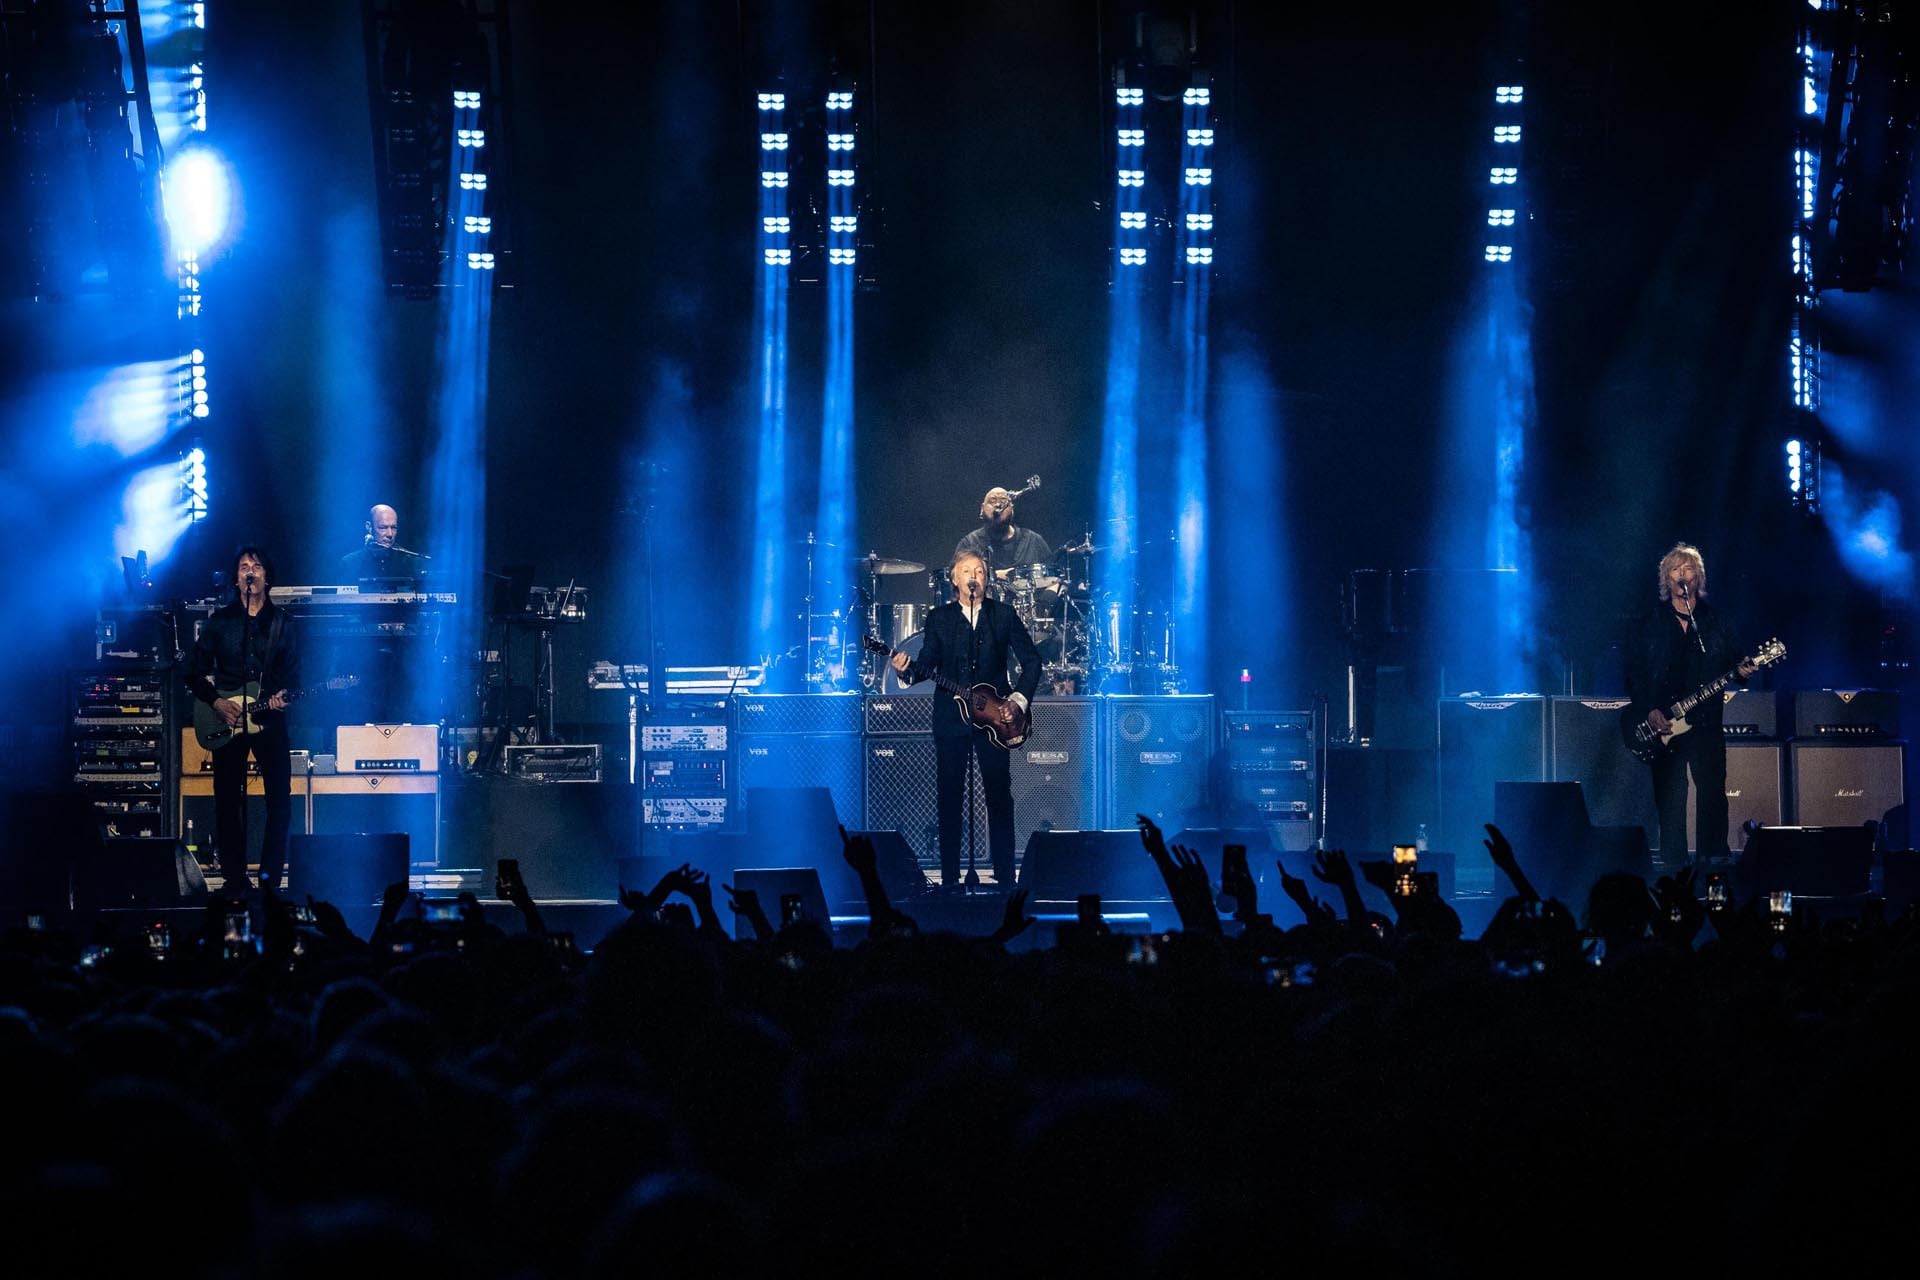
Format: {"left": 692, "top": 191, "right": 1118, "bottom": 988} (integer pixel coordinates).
{"left": 1620, "top": 638, "right": 1786, "bottom": 764}
{"left": 194, "top": 675, "right": 359, "bottom": 751}
{"left": 861, "top": 635, "right": 1031, "bottom": 750}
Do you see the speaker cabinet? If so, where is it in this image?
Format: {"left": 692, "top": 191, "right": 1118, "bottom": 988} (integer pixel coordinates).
{"left": 864, "top": 694, "right": 932, "bottom": 737}
{"left": 1551, "top": 697, "right": 1657, "bottom": 836}
{"left": 1020, "top": 829, "right": 1165, "bottom": 902}
{"left": 1102, "top": 695, "right": 1214, "bottom": 829}
{"left": 310, "top": 773, "right": 440, "bottom": 866}
{"left": 1720, "top": 689, "right": 1778, "bottom": 739}
{"left": 484, "top": 779, "right": 635, "bottom": 900}
{"left": 733, "top": 693, "right": 862, "bottom": 737}
{"left": 1010, "top": 697, "right": 1099, "bottom": 850}
{"left": 76, "top": 838, "right": 205, "bottom": 909}
{"left": 862, "top": 737, "right": 986, "bottom": 871}
{"left": 1790, "top": 741, "right": 1906, "bottom": 844}
{"left": 1438, "top": 696, "right": 1547, "bottom": 873}
{"left": 290, "top": 832, "right": 410, "bottom": 908}
{"left": 737, "top": 734, "right": 864, "bottom": 830}
{"left": 1686, "top": 742, "right": 1785, "bottom": 853}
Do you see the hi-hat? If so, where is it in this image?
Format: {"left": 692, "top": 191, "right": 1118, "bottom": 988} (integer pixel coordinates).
{"left": 861, "top": 553, "right": 926, "bottom": 575}
{"left": 1057, "top": 537, "right": 1101, "bottom": 556}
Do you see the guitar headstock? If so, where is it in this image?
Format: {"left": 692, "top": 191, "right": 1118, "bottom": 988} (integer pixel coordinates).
{"left": 860, "top": 635, "right": 891, "bottom": 657}
{"left": 1752, "top": 638, "right": 1787, "bottom": 668}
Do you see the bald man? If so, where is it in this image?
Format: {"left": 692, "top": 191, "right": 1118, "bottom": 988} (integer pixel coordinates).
{"left": 341, "top": 504, "right": 417, "bottom": 581}
{"left": 954, "top": 487, "right": 1051, "bottom": 585}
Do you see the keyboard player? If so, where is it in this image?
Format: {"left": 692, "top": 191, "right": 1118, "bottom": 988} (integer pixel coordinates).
{"left": 340, "top": 503, "right": 427, "bottom": 585}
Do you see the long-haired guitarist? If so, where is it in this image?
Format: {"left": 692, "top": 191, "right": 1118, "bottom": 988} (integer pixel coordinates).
{"left": 1626, "top": 543, "right": 1757, "bottom": 863}
{"left": 185, "top": 545, "right": 301, "bottom": 894}
{"left": 889, "top": 551, "right": 1043, "bottom": 889}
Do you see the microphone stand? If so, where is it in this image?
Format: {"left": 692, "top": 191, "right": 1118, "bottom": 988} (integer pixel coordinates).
{"left": 1680, "top": 588, "right": 1707, "bottom": 654}
{"left": 964, "top": 579, "right": 982, "bottom": 891}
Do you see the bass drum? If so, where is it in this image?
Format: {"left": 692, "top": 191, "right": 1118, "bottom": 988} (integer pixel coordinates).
{"left": 880, "top": 631, "right": 933, "bottom": 696}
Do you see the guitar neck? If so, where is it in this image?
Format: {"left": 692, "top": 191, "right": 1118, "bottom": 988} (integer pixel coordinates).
{"left": 1673, "top": 668, "right": 1739, "bottom": 719}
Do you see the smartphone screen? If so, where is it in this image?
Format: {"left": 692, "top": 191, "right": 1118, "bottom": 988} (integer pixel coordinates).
{"left": 780, "top": 893, "right": 804, "bottom": 927}
{"left": 1391, "top": 844, "right": 1418, "bottom": 866}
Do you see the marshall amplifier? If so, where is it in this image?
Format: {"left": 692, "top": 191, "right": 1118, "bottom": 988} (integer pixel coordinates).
{"left": 1789, "top": 741, "right": 1906, "bottom": 845}
{"left": 1685, "top": 742, "right": 1785, "bottom": 854}
{"left": 1791, "top": 690, "right": 1899, "bottom": 739}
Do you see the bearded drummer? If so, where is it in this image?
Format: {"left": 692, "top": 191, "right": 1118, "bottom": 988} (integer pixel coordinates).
{"left": 955, "top": 487, "right": 1053, "bottom": 590}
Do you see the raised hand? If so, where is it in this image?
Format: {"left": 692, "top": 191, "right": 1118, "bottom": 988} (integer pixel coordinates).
{"left": 306, "top": 895, "right": 351, "bottom": 940}
{"left": 1219, "top": 845, "right": 1258, "bottom": 919}
{"left": 1136, "top": 813, "right": 1171, "bottom": 862}
{"left": 647, "top": 863, "right": 695, "bottom": 908}
{"left": 990, "top": 887, "right": 1033, "bottom": 945}
{"left": 1483, "top": 823, "right": 1539, "bottom": 900}
{"left": 1167, "top": 843, "right": 1222, "bottom": 934}
{"left": 839, "top": 824, "right": 878, "bottom": 876}
{"left": 616, "top": 884, "right": 651, "bottom": 914}
{"left": 722, "top": 882, "right": 774, "bottom": 941}
{"left": 379, "top": 880, "right": 410, "bottom": 920}
{"left": 1311, "top": 848, "right": 1354, "bottom": 889}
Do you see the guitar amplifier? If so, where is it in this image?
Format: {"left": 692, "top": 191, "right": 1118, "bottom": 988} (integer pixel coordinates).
{"left": 1720, "top": 689, "right": 1778, "bottom": 738}
{"left": 1791, "top": 690, "right": 1899, "bottom": 739}
{"left": 865, "top": 694, "right": 933, "bottom": 736}
{"left": 337, "top": 723, "right": 439, "bottom": 772}
{"left": 734, "top": 693, "right": 862, "bottom": 737}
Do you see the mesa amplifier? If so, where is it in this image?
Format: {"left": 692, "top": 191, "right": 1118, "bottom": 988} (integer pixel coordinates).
{"left": 734, "top": 693, "right": 861, "bottom": 737}
{"left": 337, "top": 723, "right": 439, "bottom": 772}
{"left": 504, "top": 744, "right": 602, "bottom": 783}
{"left": 1792, "top": 690, "right": 1899, "bottom": 739}
{"left": 1102, "top": 695, "right": 1214, "bottom": 829}
{"left": 1009, "top": 696, "right": 1099, "bottom": 852}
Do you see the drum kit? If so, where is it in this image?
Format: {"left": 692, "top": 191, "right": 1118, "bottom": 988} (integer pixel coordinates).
{"left": 790, "top": 527, "right": 1188, "bottom": 695}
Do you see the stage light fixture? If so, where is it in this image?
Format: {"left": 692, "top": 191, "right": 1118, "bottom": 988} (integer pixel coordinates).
{"left": 460, "top": 172, "right": 488, "bottom": 190}
{"left": 1183, "top": 167, "right": 1213, "bottom": 185}
{"left": 760, "top": 132, "right": 789, "bottom": 151}
{"left": 827, "top": 169, "right": 854, "bottom": 186}
{"left": 466, "top": 251, "right": 495, "bottom": 269}
{"left": 1183, "top": 87, "right": 1210, "bottom": 105}
{"left": 764, "top": 248, "right": 792, "bottom": 265}
{"left": 1120, "top": 247, "right": 1147, "bottom": 266}
{"left": 1183, "top": 213, "right": 1210, "bottom": 231}
{"left": 829, "top": 215, "right": 857, "bottom": 233}
{"left": 1119, "top": 211, "right": 1147, "bottom": 230}
{"left": 1118, "top": 128, "right": 1145, "bottom": 147}
{"left": 163, "top": 146, "right": 235, "bottom": 261}
{"left": 828, "top": 132, "right": 854, "bottom": 151}
{"left": 1494, "top": 125, "right": 1521, "bottom": 143}
{"left": 456, "top": 128, "right": 486, "bottom": 148}
{"left": 1484, "top": 244, "right": 1513, "bottom": 262}
{"left": 1185, "top": 246, "right": 1213, "bottom": 265}
{"left": 1117, "top": 169, "right": 1145, "bottom": 187}
{"left": 764, "top": 216, "right": 792, "bottom": 233}
{"left": 453, "top": 90, "right": 482, "bottom": 109}
{"left": 1186, "top": 128, "right": 1214, "bottom": 146}
{"left": 828, "top": 247, "right": 856, "bottom": 265}
{"left": 463, "top": 216, "right": 491, "bottom": 234}
{"left": 757, "top": 93, "right": 786, "bottom": 110}
{"left": 1495, "top": 85, "right": 1524, "bottom": 103}
{"left": 761, "top": 170, "right": 789, "bottom": 188}
{"left": 826, "top": 91, "right": 853, "bottom": 110}
{"left": 1117, "top": 87, "right": 1145, "bottom": 106}
{"left": 1488, "top": 208, "right": 1516, "bottom": 226}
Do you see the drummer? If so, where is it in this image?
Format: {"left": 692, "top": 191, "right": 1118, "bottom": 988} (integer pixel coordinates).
{"left": 955, "top": 486, "right": 1054, "bottom": 593}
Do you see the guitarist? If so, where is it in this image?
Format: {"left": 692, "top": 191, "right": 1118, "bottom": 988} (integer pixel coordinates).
{"left": 186, "top": 545, "right": 301, "bottom": 894}
{"left": 1626, "top": 543, "right": 1756, "bottom": 863}
{"left": 889, "top": 552, "right": 1042, "bottom": 889}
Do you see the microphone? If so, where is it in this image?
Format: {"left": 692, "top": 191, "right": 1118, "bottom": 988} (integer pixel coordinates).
{"left": 1006, "top": 474, "right": 1042, "bottom": 501}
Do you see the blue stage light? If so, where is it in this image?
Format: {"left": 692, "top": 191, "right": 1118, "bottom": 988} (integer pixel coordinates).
{"left": 1117, "top": 169, "right": 1145, "bottom": 188}
{"left": 1117, "top": 87, "right": 1145, "bottom": 106}
{"left": 463, "top": 216, "right": 492, "bottom": 234}
{"left": 1495, "top": 85, "right": 1524, "bottom": 103}
{"left": 757, "top": 92, "right": 786, "bottom": 110}
{"left": 1488, "top": 208, "right": 1516, "bottom": 226}
{"left": 828, "top": 215, "right": 857, "bottom": 233}
{"left": 828, "top": 247, "right": 856, "bottom": 265}
{"left": 760, "top": 132, "right": 789, "bottom": 151}
{"left": 452, "top": 90, "right": 482, "bottom": 109}
{"left": 1117, "top": 128, "right": 1145, "bottom": 147}
{"left": 1182, "top": 87, "right": 1210, "bottom": 106}
{"left": 828, "top": 132, "right": 855, "bottom": 151}
{"left": 763, "top": 248, "right": 792, "bottom": 265}
{"left": 1119, "top": 247, "right": 1147, "bottom": 266}
{"left": 761, "top": 170, "right": 790, "bottom": 188}
{"left": 827, "top": 169, "right": 854, "bottom": 187}
{"left": 460, "top": 172, "right": 488, "bottom": 190}
{"left": 1494, "top": 125, "right": 1522, "bottom": 143}
{"left": 1484, "top": 244, "right": 1513, "bottom": 262}
{"left": 1183, "top": 167, "right": 1213, "bottom": 186}
{"left": 1185, "top": 213, "right": 1213, "bottom": 231}
{"left": 1185, "top": 128, "right": 1214, "bottom": 147}
{"left": 1489, "top": 167, "right": 1518, "bottom": 185}
{"left": 456, "top": 128, "right": 486, "bottom": 148}
{"left": 1185, "top": 246, "right": 1213, "bottom": 265}
{"left": 163, "top": 146, "right": 234, "bottom": 260}
{"left": 466, "top": 251, "right": 495, "bottom": 269}
{"left": 764, "top": 216, "right": 792, "bottom": 234}
{"left": 1120, "top": 211, "right": 1147, "bottom": 229}
{"left": 826, "top": 91, "right": 853, "bottom": 110}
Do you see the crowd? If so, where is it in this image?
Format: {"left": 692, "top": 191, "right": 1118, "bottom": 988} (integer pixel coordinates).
{"left": 3, "top": 816, "right": 1913, "bottom": 1277}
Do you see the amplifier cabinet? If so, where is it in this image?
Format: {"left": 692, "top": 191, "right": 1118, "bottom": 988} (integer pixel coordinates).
{"left": 1550, "top": 697, "right": 1657, "bottom": 836}
{"left": 1720, "top": 689, "right": 1778, "bottom": 739}
{"left": 1791, "top": 690, "right": 1899, "bottom": 740}
{"left": 1789, "top": 741, "right": 1906, "bottom": 844}
{"left": 1685, "top": 742, "right": 1785, "bottom": 854}
{"left": 737, "top": 733, "right": 864, "bottom": 830}
{"left": 1438, "top": 695, "right": 1547, "bottom": 868}
{"left": 1009, "top": 696, "right": 1099, "bottom": 851}
{"left": 1102, "top": 695, "right": 1214, "bottom": 829}
{"left": 864, "top": 694, "right": 933, "bottom": 737}
{"left": 309, "top": 773, "right": 440, "bottom": 867}
{"left": 733, "top": 693, "right": 862, "bottom": 737}
{"left": 863, "top": 737, "right": 986, "bottom": 871}
{"left": 337, "top": 723, "right": 439, "bottom": 772}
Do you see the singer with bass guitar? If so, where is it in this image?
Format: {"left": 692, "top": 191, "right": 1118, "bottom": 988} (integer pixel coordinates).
{"left": 888, "top": 552, "right": 1043, "bottom": 890}
{"left": 1625, "top": 543, "right": 1758, "bottom": 863}
{"left": 185, "top": 545, "right": 301, "bottom": 894}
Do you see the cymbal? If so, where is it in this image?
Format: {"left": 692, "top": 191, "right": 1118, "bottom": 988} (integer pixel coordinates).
{"left": 1057, "top": 538, "right": 1100, "bottom": 555}
{"left": 792, "top": 536, "right": 838, "bottom": 550}
{"left": 861, "top": 554, "right": 925, "bottom": 575}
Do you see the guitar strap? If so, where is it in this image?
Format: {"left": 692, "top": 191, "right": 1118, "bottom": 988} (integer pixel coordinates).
{"left": 264, "top": 607, "right": 285, "bottom": 691}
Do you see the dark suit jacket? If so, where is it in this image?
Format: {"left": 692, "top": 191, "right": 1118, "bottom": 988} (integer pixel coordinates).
{"left": 905, "top": 598, "right": 1043, "bottom": 738}
{"left": 1625, "top": 600, "right": 1745, "bottom": 729}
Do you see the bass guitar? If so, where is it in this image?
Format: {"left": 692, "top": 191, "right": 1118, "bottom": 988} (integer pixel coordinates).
{"left": 194, "top": 675, "right": 359, "bottom": 751}
{"left": 1619, "top": 637, "right": 1786, "bottom": 764}
{"left": 861, "top": 635, "right": 1031, "bottom": 750}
